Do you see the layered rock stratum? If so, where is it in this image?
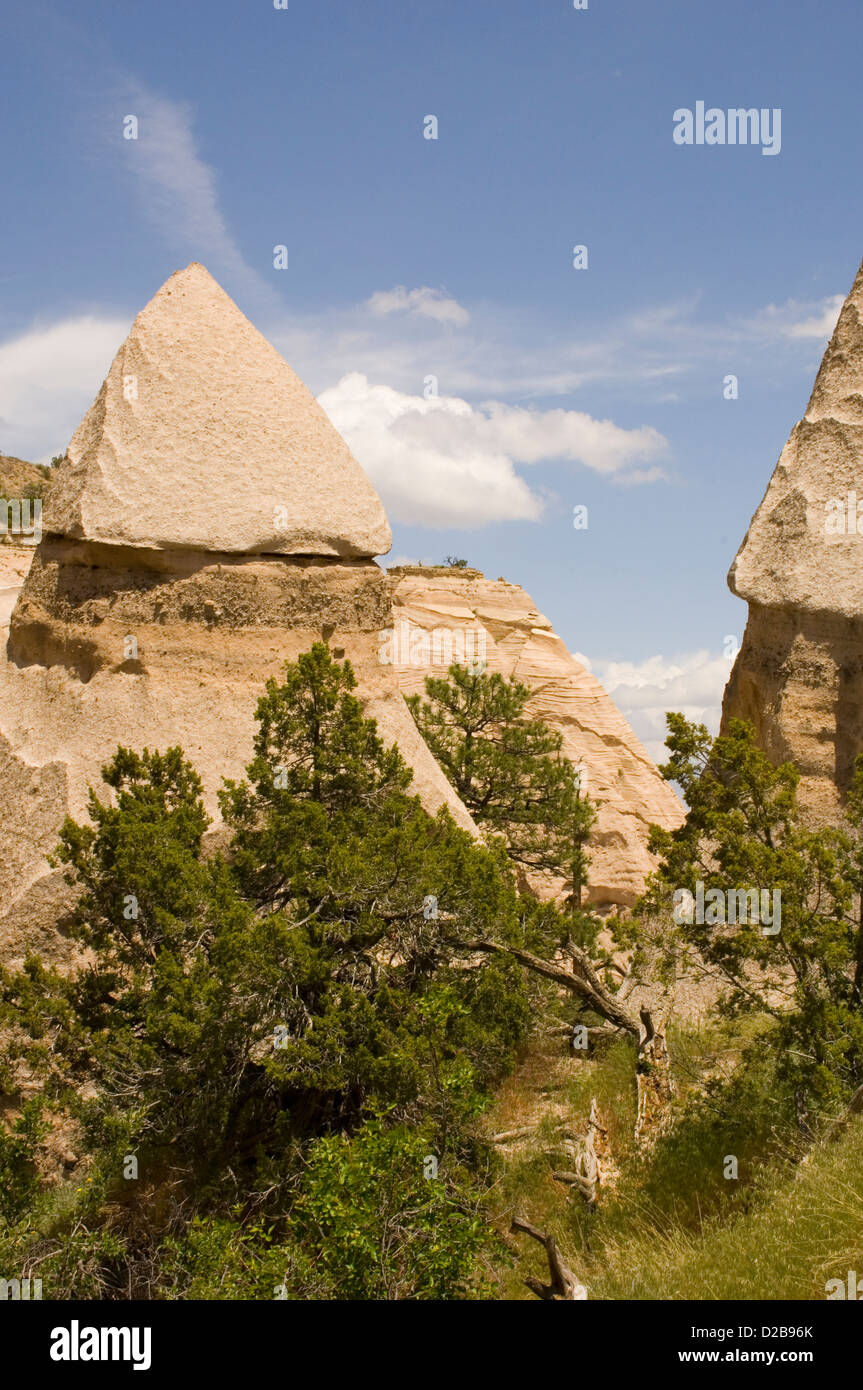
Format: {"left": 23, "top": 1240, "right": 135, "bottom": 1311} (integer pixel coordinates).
{"left": 387, "top": 567, "right": 683, "bottom": 907}
{"left": 0, "top": 262, "right": 679, "bottom": 963}
{"left": 723, "top": 255, "right": 863, "bottom": 820}
{"left": 0, "top": 545, "right": 476, "bottom": 966}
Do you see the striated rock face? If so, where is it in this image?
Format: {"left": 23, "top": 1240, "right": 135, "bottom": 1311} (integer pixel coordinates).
{"left": 43, "top": 263, "right": 392, "bottom": 559}
{"left": 386, "top": 567, "right": 684, "bottom": 908}
{"left": 0, "top": 545, "right": 474, "bottom": 966}
{"left": 723, "top": 256, "right": 863, "bottom": 820}
{"left": 0, "top": 548, "right": 683, "bottom": 958}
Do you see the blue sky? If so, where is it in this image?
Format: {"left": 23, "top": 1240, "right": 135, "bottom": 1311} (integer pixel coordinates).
{"left": 1, "top": 0, "right": 861, "bottom": 757}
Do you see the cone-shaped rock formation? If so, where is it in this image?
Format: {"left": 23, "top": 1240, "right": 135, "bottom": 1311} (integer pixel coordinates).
{"left": 44, "top": 263, "right": 392, "bottom": 558}
{"left": 0, "top": 267, "right": 451, "bottom": 964}
{"left": 723, "top": 255, "right": 863, "bottom": 819}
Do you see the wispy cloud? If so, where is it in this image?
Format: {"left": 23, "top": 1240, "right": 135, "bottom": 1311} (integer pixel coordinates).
{"left": 746, "top": 294, "right": 844, "bottom": 341}
{"left": 623, "top": 290, "right": 844, "bottom": 355}
{"left": 367, "top": 286, "right": 470, "bottom": 326}
{"left": 266, "top": 283, "right": 848, "bottom": 410}
{"left": 115, "top": 84, "right": 271, "bottom": 302}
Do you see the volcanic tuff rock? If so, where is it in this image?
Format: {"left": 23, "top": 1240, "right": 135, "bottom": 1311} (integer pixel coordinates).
{"left": 0, "top": 263, "right": 681, "bottom": 964}
{"left": 43, "top": 263, "right": 391, "bottom": 558}
{"left": 1, "top": 456, "right": 49, "bottom": 625}
{"left": 0, "top": 547, "right": 476, "bottom": 966}
{"left": 723, "top": 255, "right": 863, "bottom": 820}
{"left": 387, "top": 567, "right": 684, "bottom": 908}
{"left": 0, "top": 267, "right": 450, "bottom": 966}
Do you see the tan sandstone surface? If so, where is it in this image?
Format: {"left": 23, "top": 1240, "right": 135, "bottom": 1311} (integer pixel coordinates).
{"left": 387, "top": 567, "right": 684, "bottom": 907}
{"left": 0, "top": 546, "right": 475, "bottom": 966}
{"left": 0, "top": 269, "right": 452, "bottom": 966}
{"left": 723, "top": 255, "right": 863, "bottom": 820}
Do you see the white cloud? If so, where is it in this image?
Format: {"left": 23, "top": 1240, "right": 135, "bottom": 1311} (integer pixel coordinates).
{"left": 382, "top": 553, "right": 438, "bottom": 569}
{"left": 746, "top": 294, "right": 844, "bottom": 342}
{"left": 366, "top": 286, "right": 469, "bottom": 326}
{"left": 593, "top": 649, "right": 732, "bottom": 765}
{"left": 318, "top": 373, "right": 669, "bottom": 527}
{"left": 318, "top": 374, "right": 542, "bottom": 526}
{"left": 0, "top": 316, "right": 129, "bottom": 461}
{"left": 475, "top": 401, "right": 667, "bottom": 478}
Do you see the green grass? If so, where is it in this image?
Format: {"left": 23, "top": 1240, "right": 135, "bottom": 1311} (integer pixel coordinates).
{"left": 486, "top": 1019, "right": 863, "bottom": 1300}
{"left": 585, "top": 1117, "right": 863, "bottom": 1299}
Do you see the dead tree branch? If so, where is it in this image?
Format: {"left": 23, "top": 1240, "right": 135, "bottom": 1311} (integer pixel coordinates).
{"left": 459, "top": 935, "right": 675, "bottom": 1145}
{"left": 489, "top": 1126, "right": 536, "bottom": 1144}
{"left": 510, "top": 1217, "right": 587, "bottom": 1300}
{"left": 550, "top": 1096, "right": 602, "bottom": 1205}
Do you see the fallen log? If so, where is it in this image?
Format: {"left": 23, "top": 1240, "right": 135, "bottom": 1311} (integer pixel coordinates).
{"left": 489, "top": 1126, "right": 536, "bottom": 1144}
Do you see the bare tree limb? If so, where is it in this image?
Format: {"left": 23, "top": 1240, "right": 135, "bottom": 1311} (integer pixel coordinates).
{"left": 489, "top": 1126, "right": 536, "bottom": 1144}
{"left": 510, "top": 1217, "right": 587, "bottom": 1300}
{"left": 459, "top": 937, "right": 640, "bottom": 1036}
{"left": 458, "top": 936, "right": 675, "bottom": 1147}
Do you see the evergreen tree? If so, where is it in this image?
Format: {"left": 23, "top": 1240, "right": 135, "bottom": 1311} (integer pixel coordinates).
{"left": 0, "top": 646, "right": 541, "bottom": 1297}
{"left": 636, "top": 713, "right": 863, "bottom": 1105}
{"left": 407, "top": 663, "right": 596, "bottom": 908}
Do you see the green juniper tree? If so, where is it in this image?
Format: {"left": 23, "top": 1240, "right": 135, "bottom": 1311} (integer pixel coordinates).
{"left": 402, "top": 663, "right": 674, "bottom": 1130}
{"left": 0, "top": 645, "right": 541, "bottom": 1298}
{"left": 407, "top": 663, "right": 596, "bottom": 914}
{"left": 633, "top": 713, "right": 863, "bottom": 1109}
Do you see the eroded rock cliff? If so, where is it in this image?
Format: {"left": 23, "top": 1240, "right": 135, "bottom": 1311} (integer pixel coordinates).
{"left": 0, "top": 269, "right": 462, "bottom": 965}
{"left": 387, "top": 566, "right": 683, "bottom": 908}
{"left": 723, "top": 255, "right": 863, "bottom": 821}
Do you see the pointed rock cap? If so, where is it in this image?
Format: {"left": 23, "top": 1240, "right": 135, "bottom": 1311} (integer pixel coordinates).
{"left": 44, "top": 263, "right": 392, "bottom": 557}
{"left": 729, "top": 256, "right": 863, "bottom": 617}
